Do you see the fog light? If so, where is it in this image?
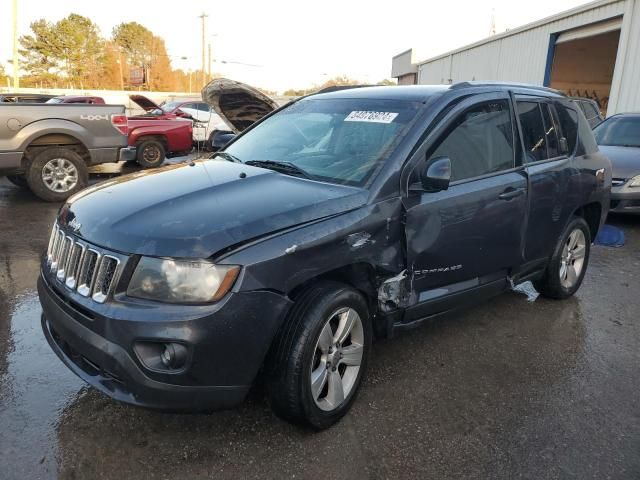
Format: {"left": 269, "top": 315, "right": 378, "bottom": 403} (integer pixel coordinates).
{"left": 160, "top": 342, "right": 187, "bottom": 369}
{"left": 161, "top": 344, "right": 174, "bottom": 367}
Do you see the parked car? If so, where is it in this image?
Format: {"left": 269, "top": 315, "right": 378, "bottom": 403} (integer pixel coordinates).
{"left": 46, "top": 96, "right": 106, "bottom": 104}
{"left": 130, "top": 95, "right": 227, "bottom": 145}
{"left": 594, "top": 113, "right": 640, "bottom": 213}
{"left": 39, "top": 82, "right": 610, "bottom": 429}
{"left": 0, "top": 93, "right": 56, "bottom": 103}
{"left": 0, "top": 103, "right": 135, "bottom": 201}
{"left": 128, "top": 96, "right": 194, "bottom": 168}
{"left": 571, "top": 97, "right": 604, "bottom": 128}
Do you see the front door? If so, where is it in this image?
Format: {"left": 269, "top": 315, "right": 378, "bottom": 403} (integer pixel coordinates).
{"left": 403, "top": 93, "right": 527, "bottom": 319}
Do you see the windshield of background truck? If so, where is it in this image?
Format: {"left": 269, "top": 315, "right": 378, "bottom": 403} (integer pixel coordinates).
{"left": 224, "top": 98, "right": 419, "bottom": 186}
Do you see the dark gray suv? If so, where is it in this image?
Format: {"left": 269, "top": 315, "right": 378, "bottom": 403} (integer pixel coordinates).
{"left": 38, "top": 82, "right": 611, "bottom": 429}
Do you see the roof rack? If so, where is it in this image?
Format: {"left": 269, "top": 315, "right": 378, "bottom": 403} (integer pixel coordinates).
{"left": 451, "top": 81, "right": 565, "bottom": 96}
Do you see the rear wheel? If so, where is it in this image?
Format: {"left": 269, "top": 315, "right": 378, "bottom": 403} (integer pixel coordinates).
{"left": 6, "top": 174, "right": 28, "bottom": 189}
{"left": 266, "top": 281, "right": 371, "bottom": 429}
{"left": 534, "top": 216, "right": 591, "bottom": 299}
{"left": 26, "top": 147, "right": 88, "bottom": 202}
{"left": 136, "top": 140, "right": 166, "bottom": 168}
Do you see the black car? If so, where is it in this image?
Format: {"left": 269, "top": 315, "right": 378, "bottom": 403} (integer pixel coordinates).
{"left": 38, "top": 82, "right": 611, "bottom": 429}
{"left": 594, "top": 113, "right": 640, "bottom": 213}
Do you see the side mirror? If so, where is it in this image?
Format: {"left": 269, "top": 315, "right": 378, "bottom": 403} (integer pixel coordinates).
{"left": 421, "top": 156, "right": 452, "bottom": 192}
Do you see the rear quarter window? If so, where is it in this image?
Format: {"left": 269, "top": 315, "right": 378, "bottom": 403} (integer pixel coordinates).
{"left": 555, "top": 102, "right": 579, "bottom": 155}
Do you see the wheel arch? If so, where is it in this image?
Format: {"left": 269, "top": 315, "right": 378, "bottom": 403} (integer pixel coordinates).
{"left": 21, "top": 133, "right": 90, "bottom": 169}
{"left": 573, "top": 202, "right": 602, "bottom": 241}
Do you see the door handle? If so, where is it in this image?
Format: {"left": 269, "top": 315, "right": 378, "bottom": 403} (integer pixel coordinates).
{"left": 498, "top": 187, "right": 525, "bottom": 200}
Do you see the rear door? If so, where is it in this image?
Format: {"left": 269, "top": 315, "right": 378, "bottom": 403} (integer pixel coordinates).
{"left": 402, "top": 93, "right": 528, "bottom": 319}
{"left": 516, "top": 96, "right": 575, "bottom": 262}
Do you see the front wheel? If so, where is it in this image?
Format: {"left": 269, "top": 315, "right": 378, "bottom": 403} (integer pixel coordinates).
{"left": 534, "top": 216, "right": 591, "bottom": 299}
{"left": 266, "top": 281, "right": 372, "bottom": 429}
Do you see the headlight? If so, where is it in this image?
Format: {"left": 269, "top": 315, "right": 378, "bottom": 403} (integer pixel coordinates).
{"left": 127, "top": 257, "right": 240, "bottom": 304}
{"left": 628, "top": 175, "right": 640, "bottom": 187}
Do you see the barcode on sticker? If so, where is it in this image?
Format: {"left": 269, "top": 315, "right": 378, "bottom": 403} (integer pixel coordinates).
{"left": 344, "top": 111, "right": 398, "bottom": 123}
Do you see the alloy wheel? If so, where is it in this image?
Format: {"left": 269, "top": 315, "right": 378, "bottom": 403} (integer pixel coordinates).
{"left": 559, "top": 228, "right": 586, "bottom": 288}
{"left": 41, "top": 158, "right": 79, "bottom": 193}
{"left": 310, "top": 307, "right": 364, "bottom": 412}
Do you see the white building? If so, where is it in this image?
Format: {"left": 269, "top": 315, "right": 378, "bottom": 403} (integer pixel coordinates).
{"left": 391, "top": 0, "right": 640, "bottom": 116}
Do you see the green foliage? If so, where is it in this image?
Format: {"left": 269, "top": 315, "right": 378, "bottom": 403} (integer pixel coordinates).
{"left": 19, "top": 14, "right": 104, "bottom": 88}
{"left": 376, "top": 78, "right": 396, "bottom": 86}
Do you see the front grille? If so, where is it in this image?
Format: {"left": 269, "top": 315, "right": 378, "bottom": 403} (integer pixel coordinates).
{"left": 46, "top": 224, "right": 123, "bottom": 303}
{"left": 612, "top": 178, "right": 626, "bottom": 187}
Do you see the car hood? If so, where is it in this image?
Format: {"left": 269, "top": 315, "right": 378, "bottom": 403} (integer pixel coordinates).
{"left": 129, "top": 94, "right": 162, "bottom": 112}
{"left": 58, "top": 160, "right": 368, "bottom": 258}
{"left": 201, "top": 78, "right": 280, "bottom": 133}
{"left": 599, "top": 145, "right": 640, "bottom": 179}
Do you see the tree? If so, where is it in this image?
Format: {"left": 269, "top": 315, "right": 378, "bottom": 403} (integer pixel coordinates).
{"left": 318, "top": 75, "right": 361, "bottom": 90}
{"left": 19, "top": 14, "right": 104, "bottom": 88}
{"left": 113, "top": 22, "right": 175, "bottom": 90}
{"left": 0, "top": 64, "right": 7, "bottom": 87}
{"left": 377, "top": 79, "right": 396, "bottom": 86}
{"left": 54, "top": 14, "right": 104, "bottom": 88}
{"left": 18, "top": 19, "right": 60, "bottom": 87}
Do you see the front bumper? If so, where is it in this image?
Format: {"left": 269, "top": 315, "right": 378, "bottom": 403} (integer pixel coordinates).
{"left": 610, "top": 184, "right": 640, "bottom": 213}
{"left": 38, "top": 273, "right": 291, "bottom": 410}
{"left": 118, "top": 146, "right": 137, "bottom": 162}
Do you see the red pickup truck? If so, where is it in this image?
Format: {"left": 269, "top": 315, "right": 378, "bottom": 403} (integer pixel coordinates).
{"left": 128, "top": 95, "right": 194, "bottom": 168}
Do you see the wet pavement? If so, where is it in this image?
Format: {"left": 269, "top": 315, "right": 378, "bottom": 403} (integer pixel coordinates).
{"left": 1, "top": 166, "right": 639, "bottom": 479}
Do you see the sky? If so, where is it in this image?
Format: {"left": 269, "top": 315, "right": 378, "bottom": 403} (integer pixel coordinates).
{"left": 1, "top": 0, "right": 592, "bottom": 93}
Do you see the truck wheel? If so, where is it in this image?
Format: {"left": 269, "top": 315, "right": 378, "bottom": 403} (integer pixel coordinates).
{"left": 534, "top": 216, "right": 591, "bottom": 299}
{"left": 6, "top": 174, "right": 28, "bottom": 189}
{"left": 136, "top": 140, "right": 166, "bottom": 168}
{"left": 26, "top": 148, "right": 88, "bottom": 202}
{"left": 266, "top": 281, "right": 372, "bottom": 429}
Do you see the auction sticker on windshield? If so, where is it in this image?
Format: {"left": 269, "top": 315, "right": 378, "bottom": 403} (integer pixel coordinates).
{"left": 345, "top": 111, "right": 398, "bottom": 123}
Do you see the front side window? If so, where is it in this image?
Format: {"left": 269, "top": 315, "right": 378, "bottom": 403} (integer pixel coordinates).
{"left": 428, "top": 100, "right": 514, "bottom": 182}
{"left": 224, "top": 98, "right": 420, "bottom": 186}
{"left": 517, "top": 101, "right": 547, "bottom": 162}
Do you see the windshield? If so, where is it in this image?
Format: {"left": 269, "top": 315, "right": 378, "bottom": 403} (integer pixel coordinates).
{"left": 45, "top": 98, "right": 64, "bottom": 104}
{"left": 594, "top": 116, "right": 640, "bottom": 147}
{"left": 224, "top": 98, "right": 419, "bottom": 186}
{"left": 161, "top": 101, "right": 182, "bottom": 113}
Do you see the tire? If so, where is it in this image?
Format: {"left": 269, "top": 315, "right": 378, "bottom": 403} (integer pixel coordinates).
{"left": 6, "top": 174, "right": 28, "bottom": 189}
{"left": 26, "top": 147, "right": 88, "bottom": 202}
{"left": 136, "top": 140, "right": 166, "bottom": 168}
{"left": 266, "top": 281, "right": 372, "bottom": 429}
{"left": 534, "top": 216, "right": 591, "bottom": 299}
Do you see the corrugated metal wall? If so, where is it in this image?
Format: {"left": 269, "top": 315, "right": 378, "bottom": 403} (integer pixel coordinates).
{"left": 610, "top": 0, "right": 640, "bottom": 113}
{"left": 416, "top": 0, "right": 640, "bottom": 114}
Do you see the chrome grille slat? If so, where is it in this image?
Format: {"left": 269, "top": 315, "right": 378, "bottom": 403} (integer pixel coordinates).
{"left": 45, "top": 224, "right": 124, "bottom": 303}
{"left": 92, "top": 256, "right": 119, "bottom": 303}
{"left": 56, "top": 237, "right": 73, "bottom": 281}
{"left": 612, "top": 178, "right": 626, "bottom": 187}
{"left": 77, "top": 249, "right": 100, "bottom": 297}
{"left": 65, "top": 243, "right": 84, "bottom": 289}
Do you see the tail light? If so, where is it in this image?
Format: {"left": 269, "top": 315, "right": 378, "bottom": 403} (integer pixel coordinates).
{"left": 111, "top": 114, "right": 128, "bottom": 136}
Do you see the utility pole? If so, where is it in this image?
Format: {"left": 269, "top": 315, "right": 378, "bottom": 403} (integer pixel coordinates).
{"left": 12, "top": 0, "right": 19, "bottom": 89}
{"left": 198, "top": 12, "right": 208, "bottom": 88}
{"left": 208, "top": 44, "right": 211, "bottom": 82}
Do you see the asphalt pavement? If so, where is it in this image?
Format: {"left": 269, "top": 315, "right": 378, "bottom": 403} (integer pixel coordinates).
{"left": 0, "top": 164, "right": 638, "bottom": 480}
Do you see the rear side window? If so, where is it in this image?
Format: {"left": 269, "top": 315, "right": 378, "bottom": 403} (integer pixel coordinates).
{"left": 517, "top": 102, "right": 547, "bottom": 162}
{"left": 555, "top": 103, "right": 578, "bottom": 154}
{"left": 428, "top": 100, "right": 514, "bottom": 182}
{"left": 540, "top": 103, "right": 560, "bottom": 158}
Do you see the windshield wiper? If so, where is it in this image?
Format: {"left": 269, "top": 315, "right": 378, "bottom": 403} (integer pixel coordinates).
{"left": 245, "top": 160, "right": 314, "bottom": 179}
{"left": 214, "top": 152, "right": 242, "bottom": 163}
